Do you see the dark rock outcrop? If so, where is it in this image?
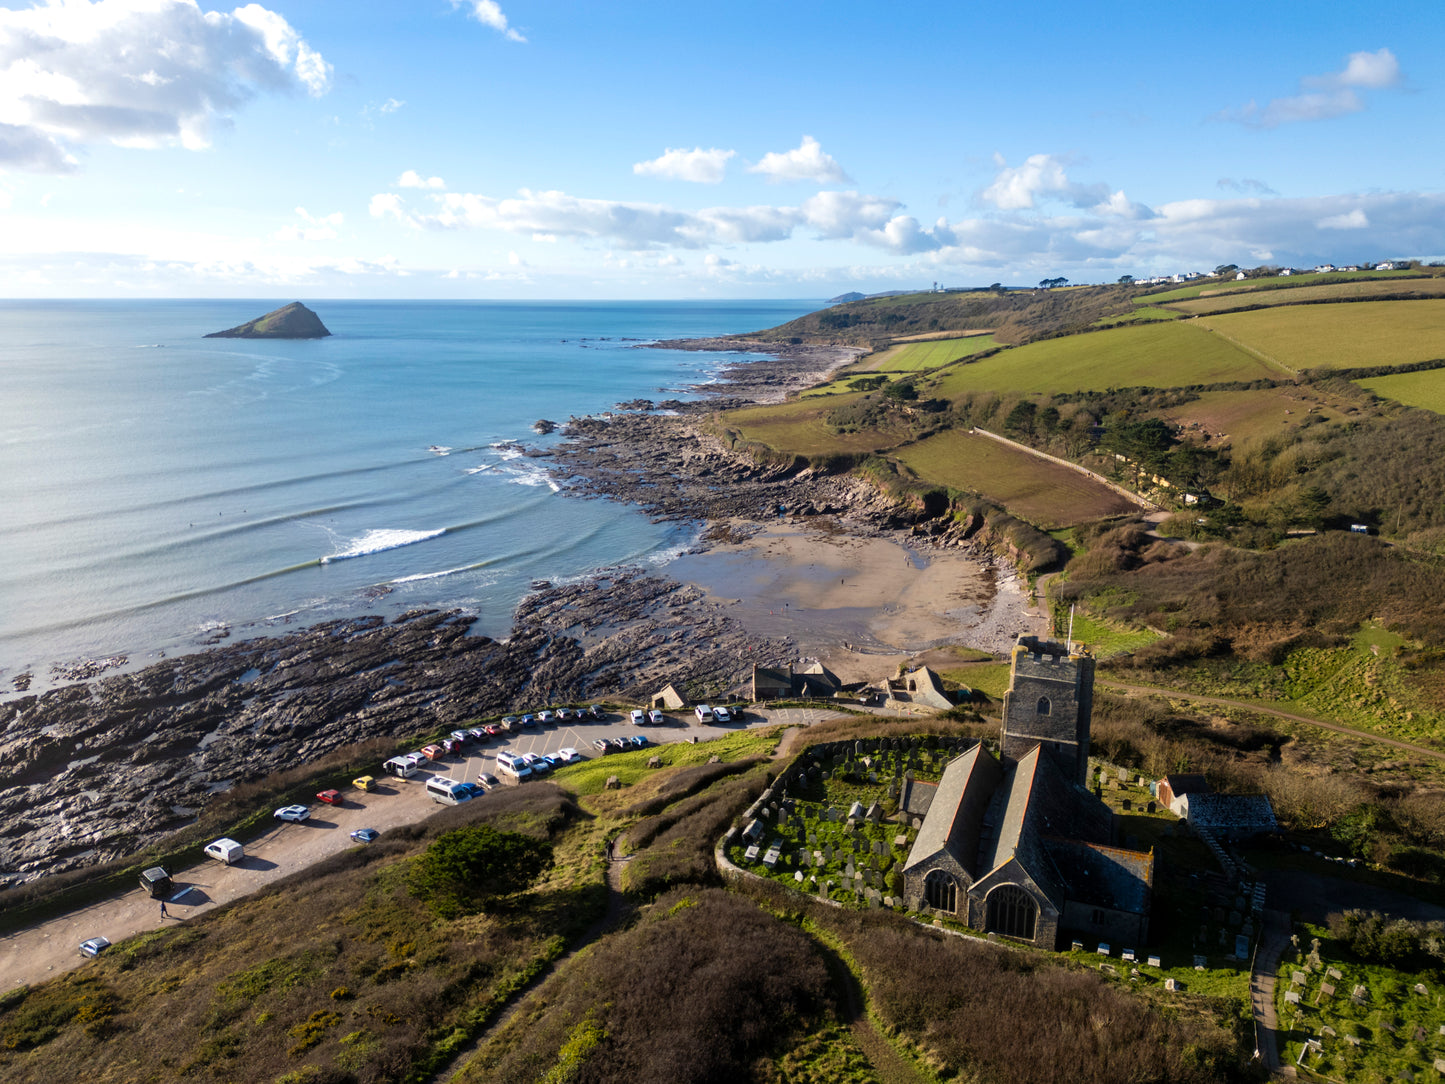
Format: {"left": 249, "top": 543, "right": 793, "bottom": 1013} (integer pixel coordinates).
{"left": 205, "top": 302, "right": 331, "bottom": 339}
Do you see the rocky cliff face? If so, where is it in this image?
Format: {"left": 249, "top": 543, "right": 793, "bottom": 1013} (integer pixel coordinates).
{"left": 204, "top": 301, "right": 331, "bottom": 339}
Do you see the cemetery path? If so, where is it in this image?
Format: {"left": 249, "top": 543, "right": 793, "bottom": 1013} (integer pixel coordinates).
{"left": 1097, "top": 680, "right": 1445, "bottom": 763}
{"left": 1251, "top": 909, "right": 1297, "bottom": 1078}
{"left": 434, "top": 836, "right": 636, "bottom": 1083}
{"left": 815, "top": 937, "right": 930, "bottom": 1084}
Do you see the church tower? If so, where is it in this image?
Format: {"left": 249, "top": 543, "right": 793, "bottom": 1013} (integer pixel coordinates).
{"left": 1000, "top": 635, "right": 1094, "bottom": 785}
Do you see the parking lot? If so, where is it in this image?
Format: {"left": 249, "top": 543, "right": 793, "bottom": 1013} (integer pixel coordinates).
{"left": 0, "top": 704, "right": 824, "bottom": 990}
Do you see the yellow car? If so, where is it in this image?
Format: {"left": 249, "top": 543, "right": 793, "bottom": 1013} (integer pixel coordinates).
{"left": 353, "top": 775, "right": 376, "bottom": 792}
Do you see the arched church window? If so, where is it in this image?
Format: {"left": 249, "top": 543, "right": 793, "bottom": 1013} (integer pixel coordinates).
{"left": 1036, "top": 696, "right": 1051, "bottom": 715}
{"left": 924, "top": 869, "right": 958, "bottom": 913}
{"left": 986, "top": 884, "right": 1038, "bottom": 940}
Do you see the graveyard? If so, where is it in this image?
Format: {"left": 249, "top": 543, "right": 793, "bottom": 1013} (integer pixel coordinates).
{"left": 725, "top": 736, "right": 1259, "bottom": 1005}
{"left": 726, "top": 740, "right": 945, "bottom": 908}
{"left": 1276, "top": 922, "right": 1445, "bottom": 1082}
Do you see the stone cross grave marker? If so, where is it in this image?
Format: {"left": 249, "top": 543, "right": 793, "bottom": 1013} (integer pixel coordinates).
{"left": 1292, "top": 971, "right": 1307, "bottom": 986}
{"left": 1327, "top": 967, "right": 1342, "bottom": 980}
{"left": 1284, "top": 991, "right": 1300, "bottom": 1005}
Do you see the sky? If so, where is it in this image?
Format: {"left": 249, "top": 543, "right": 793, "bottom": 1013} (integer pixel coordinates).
{"left": 1, "top": 0, "right": 1442, "bottom": 299}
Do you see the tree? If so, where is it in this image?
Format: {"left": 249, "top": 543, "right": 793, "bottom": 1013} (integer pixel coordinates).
{"left": 409, "top": 825, "right": 552, "bottom": 917}
{"left": 1214, "top": 264, "right": 1239, "bottom": 277}
{"left": 882, "top": 378, "right": 918, "bottom": 402}
{"left": 1117, "top": 274, "right": 1134, "bottom": 285}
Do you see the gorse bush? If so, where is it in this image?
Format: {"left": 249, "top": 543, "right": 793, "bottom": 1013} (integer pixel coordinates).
{"left": 409, "top": 825, "right": 553, "bottom": 918}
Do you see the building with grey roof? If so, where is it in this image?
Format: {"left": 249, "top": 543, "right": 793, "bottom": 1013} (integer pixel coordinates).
{"left": 901, "top": 635, "right": 1153, "bottom": 948}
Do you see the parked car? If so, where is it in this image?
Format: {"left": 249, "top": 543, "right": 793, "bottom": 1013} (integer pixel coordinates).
{"left": 421, "top": 744, "right": 445, "bottom": 761}
{"left": 537, "top": 710, "right": 556, "bottom": 725}
{"left": 713, "top": 706, "right": 733, "bottom": 724}
{"left": 139, "top": 867, "right": 172, "bottom": 898}
{"left": 607, "top": 737, "right": 628, "bottom": 751}
{"left": 316, "top": 789, "right": 342, "bottom": 805}
{"left": 350, "top": 827, "right": 380, "bottom": 844}
{"left": 353, "top": 775, "right": 376, "bottom": 792}
{"left": 520, "top": 752, "right": 551, "bottom": 774}
{"left": 476, "top": 771, "right": 500, "bottom": 791}
{"left": 441, "top": 738, "right": 463, "bottom": 755}
{"left": 694, "top": 704, "right": 715, "bottom": 723}
{"left": 647, "top": 709, "right": 665, "bottom": 725}
{"left": 587, "top": 705, "right": 604, "bottom": 720}
{"left": 496, "top": 753, "right": 533, "bottom": 781}
{"left": 500, "top": 716, "right": 520, "bottom": 731}
{"left": 485, "top": 723, "right": 503, "bottom": 736}
{"left": 592, "top": 738, "right": 612, "bottom": 754}
{"left": 450, "top": 730, "right": 473, "bottom": 745}
{"left": 468, "top": 727, "right": 489, "bottom": 742}
{"left": 79, "top": 937, "right": 111, "bottom": 957}
{"left": 630, "top": 734, "right": 650, "bottom": 748}
{"left": 274, "top": 805, "right": 310, "bottom": 823}
{"left": 204, "top": 838, "right": 244, "bottom": 865}
{"left": 519, "top": 714, "right": 539, "bottom": 729}
{"left": 556, "top": 747, "right": 582, "bottom": 763}
{"left": 629, "top": 709, "right": 646, "bottom": 725}
{"left": 403, "top": 752, "right": 429, "bottom": 771}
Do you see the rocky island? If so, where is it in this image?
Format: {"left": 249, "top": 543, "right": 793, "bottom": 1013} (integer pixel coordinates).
{"left": 204, "top": 301, "right": 331, "bottom": 339}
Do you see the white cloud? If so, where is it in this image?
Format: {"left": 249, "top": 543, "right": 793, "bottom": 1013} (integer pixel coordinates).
{"left": 0, "top": 0, "right": 330, "bottom": 173}
{"left": 274, "top": 205, "right": 342, "bottom": 241}
{"left": 1219, "top": 47, "right": 1402, "bottom": 128}
{"left": 398, "top": 170, "right": 446, "bottom": 189}
{"left": 633, "top": 146, "right": 734, "bottom": 183}
{"left": 423, "top": 188, "right": 699, "bottom": 249}
{"left": 980, "top": 154, "right": 1109, "bottom": 211}
{"left": 1318, "top": 208, "right": 1369, "bottom": 229}
{"left": 380, "top": 98, "right": 404, "bottom": 114}
{"left": 451, "top": 0, "right": 525, "bottom": 42}
{"left": 507, "top": 250, "right": 524, "bottom": 266}
{"left": 749, "top": 136, "right": 851, "bottom": 184}
{"left": 369, "top": 192, "right": 416, "bottom": 226}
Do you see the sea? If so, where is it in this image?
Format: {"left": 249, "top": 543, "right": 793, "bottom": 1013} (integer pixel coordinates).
{"left": 0, "top": 299, "right": 821, "bottom": 696}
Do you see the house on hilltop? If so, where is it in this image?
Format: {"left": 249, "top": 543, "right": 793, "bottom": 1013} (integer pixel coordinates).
{"left": 901, "top": 636, "right": 1154, "bottom": 948}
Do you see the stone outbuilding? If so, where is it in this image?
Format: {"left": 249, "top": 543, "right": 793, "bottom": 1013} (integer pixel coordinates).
{"left": 650, "top": 683, "right": 687, "bottom": 711}
{"left": 1155, "top": 773, "right": 1211, "bottom": 816}
{"left": 901, "top": 636, "right": 1154, "bottom": 949}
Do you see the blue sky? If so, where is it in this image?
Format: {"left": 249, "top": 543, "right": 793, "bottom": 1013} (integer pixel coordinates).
{"left": 1, "top": 0, "right": 1442, "bottom": 298}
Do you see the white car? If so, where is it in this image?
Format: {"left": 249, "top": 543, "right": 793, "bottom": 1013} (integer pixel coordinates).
{"left": 79, "top": 937, "right": 111, "bottom": 957}
{"left": 556, "top": 747, "right": 582, "bottom": 763}
{"left": 274, "top": 805, "right": 310, "bottom": 823}
{"left": 713, "top": 706, "right": 732, "bottom": 723}
{"left": 648, "top": 709, "right": 665, "bottom": 725}
{"left": 694, "top": 704, "right": 715, "bottom": 723}
{"left": 629, "top": 709, "right": 646, "bottom": 725}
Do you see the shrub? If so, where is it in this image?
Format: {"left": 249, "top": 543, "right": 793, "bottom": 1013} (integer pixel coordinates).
{"left": 409, "top": 825, "right": 553, "bottom": 918}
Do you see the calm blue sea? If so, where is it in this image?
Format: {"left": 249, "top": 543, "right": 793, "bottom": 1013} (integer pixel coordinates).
{"left": 0, "top": 300, "right": 820, "bottom": 691}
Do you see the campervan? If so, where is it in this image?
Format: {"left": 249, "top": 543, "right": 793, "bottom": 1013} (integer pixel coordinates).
{"left": 495, "top": 752, "right": 534, "bottom": 782}
{"left": 425, "top": 776, "right": 472, "bottom": 805}
{"left": 383, "top": 756, "right": 419, "bottom": 779}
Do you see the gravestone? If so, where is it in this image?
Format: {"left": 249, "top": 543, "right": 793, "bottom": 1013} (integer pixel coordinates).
{"left": 1284, "top": 991, "right": 1301, "bottom": 1005}
{"left": 744, "top": 844, "right": 760, "bottom": 862}
{"left": 1122, "top": 949, "right": 1136, "bottom": 962}
{"left": 868, "top": 772, "right": 878, "bottom": 784}
{"left": 1415, "top": 983, "right": 1429, "bottom": 996}
{"left": 1234, "top": 933, "right": 1249, "bottom": 957}
{"left": 848, "top": 801, "right": 865, "bottom": 820}
{"left": 1435, "top": 1061, "right": 1445, "bottom": 1076}
{"left": 866, "top": 801, "right": 883, "bottom": 823}
{"left": 815, "top": 853, "right": 826, "bottom": 868}
{"left": 1327, "top": 967, "right": 1342, "bottom": 980}
{"left": 1343, "top": 1035, "right": 1361, "bottom": 1047}
{"left": 872, "top": 839, "right": 886, "bottom": 856}
{"left": 1146, "top": 801, "right": 1156, "bottom": 813}
{"left": 1147, "top": 955, "right": 1161, "bottom": 968}
{"left": 1097, "top": 943, "right": 1111, "bottom": 956}
{"left": 1164, "top": 978, "right": 1178, "bottom": 992}
{"left": 1291, "top": 971, "right": 1307, "bottom": 986}
{"left": 1071, "top": 940, "right": 1084, "bottom": 952}
{"left": 1099, "top": 963, "right": 1116, "bottom": 974}
{"left": 1321, "top": 1026, "right": 1335, "bottom": 1039}
{"left": 1117, "top": 767, "right": 1129, "bottom": 781}
{"left": 1193, "top": 955, "right": 1207, "bottom": 970}
{"left": 1121, "top": 798, "right": 1132, "bottom": 811}
{"left": 1318, "top": 983, "right": 1335, "bottom": 1001}
{"left": 794, "top": 870, "right": 804, "bottom": 882}
{"left": 844, "top": 861, "right": 854, "bottom": 878}
{"left": 1351, "top": 984, "right": 1368, "bottom": 1004}
{"left": 894, "top": 835, "right": 908, "bottom": 848}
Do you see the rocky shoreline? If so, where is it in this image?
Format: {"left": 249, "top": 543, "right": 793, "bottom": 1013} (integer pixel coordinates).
{"left": 0, "top": 337, "right": 988, "bottom": 885}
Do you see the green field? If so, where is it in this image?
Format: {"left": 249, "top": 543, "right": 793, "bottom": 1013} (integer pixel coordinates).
{"left": 895, "top": 430, "right": 1139, "bottom": 528}
{"left": 1140, "top": 269, "right": 1428, "bottom": 304}
{"left": 929, "top": 321, "right": 1283, "bottom": 397}
{"left": 720, "top": 394, "right": 913, "bottom": 457}
{"left": 1169, "top": 276, "right": 1445, "bottom": 315}
{"left": 867, "top": 334, "right": 998, "bottom": 371}
{"left": 549, "top": 727, "right": 782, "bottom": 794}
{"left": 1156, "top": 386, "right": 1350, "bottom": 445}
{"left": 1097, "top": 306, "right": 1178, "bottom": 325}
{"left": 1195, "top": 300, "right": 1445, "bottom": 372}
{"left": 1357, "top": 367, "right": 1445, "bottom": 414}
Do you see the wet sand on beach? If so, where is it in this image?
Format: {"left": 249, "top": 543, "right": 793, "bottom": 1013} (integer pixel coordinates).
{"left": 668, "top": 520, "right": 1046, "bottom": 683}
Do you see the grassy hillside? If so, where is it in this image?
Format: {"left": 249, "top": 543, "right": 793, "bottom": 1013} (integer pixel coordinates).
{"left": 1140, "top": 268, "right": 1430, "bottom": 304}
{"left": 1193, "top": 301, "right": 1445, "bottom": 372}
{"left": 865, "top": 333, "right": 998, "bottom": 371}
{"left": 895, "top": 430, "right": 1139, "bottom": 528}
{"left": 1358, "top": 367, "right": 1445, "bottom": 413}
{"left": 1169, "top": 275, "right": 1445, "bottom": 315}
{"left": 930, "top": 321, "right": 1283, "bottom": 396}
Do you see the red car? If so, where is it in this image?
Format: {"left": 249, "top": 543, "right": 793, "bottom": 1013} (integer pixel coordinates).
{"left": 316, "top": 789, "right": 342, "bottom": 805}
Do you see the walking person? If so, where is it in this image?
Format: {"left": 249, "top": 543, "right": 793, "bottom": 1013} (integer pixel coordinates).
{"left": 160, "top": 900, "right": 168, "bottom": 920}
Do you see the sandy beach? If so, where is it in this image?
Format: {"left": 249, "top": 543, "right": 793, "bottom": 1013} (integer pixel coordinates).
{"left": 668, "top": 520, "right": 1046, "bottom": 684}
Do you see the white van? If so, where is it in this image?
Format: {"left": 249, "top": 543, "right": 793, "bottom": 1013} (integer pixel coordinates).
{"left": 495, "top": 753, "right": 533, "bottom": 782}
{"left": 204, "top": 838, "right": 244, "bottom": 865}
{"left": 383, "top": 756, "right": 419, "bottom": 779}
{"left": 694, "top": 704, "right": 715, "bottom": 723}
{"left": 425, "top": 776, "right": 472, "bottom": 805}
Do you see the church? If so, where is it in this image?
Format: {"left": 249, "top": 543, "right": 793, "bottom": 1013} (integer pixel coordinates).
{"left": 901, "top": 635, "right": 1154, "bottom": 949}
